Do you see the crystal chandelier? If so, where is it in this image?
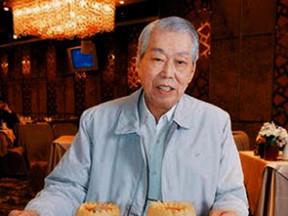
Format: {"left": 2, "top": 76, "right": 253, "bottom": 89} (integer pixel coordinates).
{"left": 12, "top": 0, "right": 115, "bottom": 39}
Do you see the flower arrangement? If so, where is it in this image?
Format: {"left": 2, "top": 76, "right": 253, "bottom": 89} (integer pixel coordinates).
{"left": 256, "top": 122, "right": 288, "bottom": 147}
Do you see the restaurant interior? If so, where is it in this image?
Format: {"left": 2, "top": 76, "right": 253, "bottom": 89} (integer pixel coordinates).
{"left": 0, "top": 0, "right": 287, "bottom": 215}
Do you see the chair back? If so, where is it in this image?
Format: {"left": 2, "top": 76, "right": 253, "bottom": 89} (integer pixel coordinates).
{"left": 52, "top": 123, "right": 78, "bottom": 139}
{"left": 21, "top": 123, "right": 54, "bottom": 163}
{"left": 0, "top": 131, "right": 29, "bottom": 176}
{"left": 233, "top": 130, "right": 250, "bottom": 151}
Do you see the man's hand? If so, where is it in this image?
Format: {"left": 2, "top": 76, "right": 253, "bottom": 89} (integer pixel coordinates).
{"left": 8, "top": 210, "right": 40, "bottom": 216}
{"left": 209, "top": 209, "right": 238, "bottom": 216}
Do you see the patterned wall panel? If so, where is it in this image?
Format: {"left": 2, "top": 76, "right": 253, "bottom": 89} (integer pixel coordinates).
{"left": 101, "top": 33, "right": 117, "bottom": 102}
{"left": 0, "top": 78, "right": 7, "bottom": 101}
{"left": 0, "top": 52, "right": 8, "bottom": 78}
{"left": 0, "top": 51, "right": 8, "bottom": 100}
{"left": 47, "top": 42, "right": 57, "bottom": 117}
{"left": 127, "top": 26, "right": 142, "bottom": 93}
{"left": 22, "top": 77, "right": 31, "bottom": 116}
{"left": 187, "top": 19, "right": 211, "bottom": 101}
{"left": 272, "top": 0, "right": 288, "bottom": 127}
{"left": 74, "top": 72, "right": 86, "bottom": 116}
{"left": 21, "top": 47, "right": 31, "bottom": 116}
{"left": 185, "top": 2, "right": 211, "bottom": 101}
{"left": 102, "top": 52, "right": 116, "bottom": 101}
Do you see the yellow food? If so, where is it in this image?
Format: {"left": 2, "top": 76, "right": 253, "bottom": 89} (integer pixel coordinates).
{"left": 76, "top": 202, "right": 120, "bottom": 216}
{"left": 147, "top": 201, "right": 196, "bottom": 216}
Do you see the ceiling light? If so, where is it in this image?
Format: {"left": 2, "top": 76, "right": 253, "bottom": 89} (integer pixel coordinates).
{"left": 11, "top": 0, "right": 116, "bottom": 40}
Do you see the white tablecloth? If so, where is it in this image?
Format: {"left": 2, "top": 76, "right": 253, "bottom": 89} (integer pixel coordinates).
{"left": 48, "top": 135, "right": 75, "bottom": 173}
{"left": 239, "top": 151, "right": 288, "bottom": 216}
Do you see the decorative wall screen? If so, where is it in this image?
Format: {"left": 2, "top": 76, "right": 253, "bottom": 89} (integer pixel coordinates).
{"left": 272, "top": 0, "right": 288, "bottom": 127}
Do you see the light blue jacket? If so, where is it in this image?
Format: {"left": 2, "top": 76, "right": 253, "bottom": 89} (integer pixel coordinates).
{"left": 26, "top": 89, "right": 248, "bottom": 216}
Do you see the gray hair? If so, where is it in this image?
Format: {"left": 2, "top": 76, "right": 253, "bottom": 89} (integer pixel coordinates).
{"left": 137, "top": 16, "right": 199, "bottom": 65}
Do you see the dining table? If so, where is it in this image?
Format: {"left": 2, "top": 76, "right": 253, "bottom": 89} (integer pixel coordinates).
{"left": 239, "top": 150, "right": 288, "bottom": 216}
{"left": 48, "top": 135, "right": 75, "bottom": 173}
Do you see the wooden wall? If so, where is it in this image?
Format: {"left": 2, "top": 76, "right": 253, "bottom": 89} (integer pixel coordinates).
{"left": 1, "top": 0, "right": 287, "bottom": 149}
{"left": 210, "top": 0, "right": 276, "bottom": 148}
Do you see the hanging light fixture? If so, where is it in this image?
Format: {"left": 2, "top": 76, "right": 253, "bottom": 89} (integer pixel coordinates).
{"left": 11, "top": 0, "right": 115, "bottom": 40}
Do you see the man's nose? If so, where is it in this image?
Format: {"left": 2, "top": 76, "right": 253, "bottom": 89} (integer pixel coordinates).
{"left": 162, "top": 61, "right": 175, "bottom": 77}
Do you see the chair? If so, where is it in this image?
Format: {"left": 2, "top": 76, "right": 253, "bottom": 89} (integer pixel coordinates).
{"left": 19, "top": 123, "right": 54, "bottom": 195}
{"left": 232, "top": 130, "right": 250, "bottom": 151}
{"left": 52, "top": 123, "right": 78, "bottom": 139}
{"left": 0, "top": 131, "right": 28, "bottom": 176}
{"left": 0, "top": 130, "right": 12, "bottom": 157}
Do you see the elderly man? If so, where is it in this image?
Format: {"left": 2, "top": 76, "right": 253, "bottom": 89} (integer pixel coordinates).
{"left": 10, "top": 16, "right": 248, "bottom": 216}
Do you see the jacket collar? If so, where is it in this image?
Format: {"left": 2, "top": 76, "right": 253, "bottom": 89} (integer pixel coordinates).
{"left": 173, "top": 94, "right": 197, "bottom": 129}
{"left": 115, "top": 89, "right": 143, "bottom": 135}
{"left": 115, "top": 88, "right": 195, "bottom": 135}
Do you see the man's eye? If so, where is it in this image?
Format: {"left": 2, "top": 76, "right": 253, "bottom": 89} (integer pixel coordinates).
{"left": 176, "top": 60, "right": 187, "bottom": 66}
{"left": 152, "top": 57, "right": 163, "bottom": 62}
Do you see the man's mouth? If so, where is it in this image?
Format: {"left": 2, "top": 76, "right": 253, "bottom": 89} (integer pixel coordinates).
{"left": 158, "top": 85, "right": 174, "bottom": 92}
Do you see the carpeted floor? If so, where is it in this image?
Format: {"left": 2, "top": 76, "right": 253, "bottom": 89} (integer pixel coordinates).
{"left": 0, "top": 176, "right": 34, "bottom": 216}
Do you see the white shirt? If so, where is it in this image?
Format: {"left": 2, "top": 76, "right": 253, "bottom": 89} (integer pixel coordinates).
{"left": 139, "top": 94, "right": 175, "bottom": 205}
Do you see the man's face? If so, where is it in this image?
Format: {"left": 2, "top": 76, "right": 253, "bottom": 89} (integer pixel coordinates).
{"left": 138, "top": 30, "right": 196, "bottom": 115}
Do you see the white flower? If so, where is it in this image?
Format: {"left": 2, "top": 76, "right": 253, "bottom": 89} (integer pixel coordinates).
{"left": 256, "top": 122, "right": 288, "bottom": 147}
